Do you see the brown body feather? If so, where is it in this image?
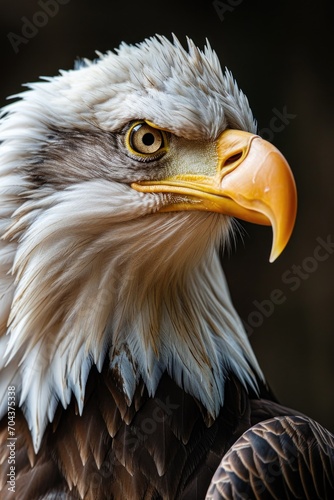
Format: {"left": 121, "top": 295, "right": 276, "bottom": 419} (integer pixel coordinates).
{"left": 0, "top": 360, "right": 310, "bottom": 500}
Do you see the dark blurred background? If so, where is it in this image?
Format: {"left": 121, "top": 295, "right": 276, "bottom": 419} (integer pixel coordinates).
{"left": 0, "top": 0, "right": 333, "bottom": 431}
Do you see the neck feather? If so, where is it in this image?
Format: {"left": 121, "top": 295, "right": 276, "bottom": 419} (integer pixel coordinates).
{"left": 0, "top": 181, "right": 263, "bottom": 452}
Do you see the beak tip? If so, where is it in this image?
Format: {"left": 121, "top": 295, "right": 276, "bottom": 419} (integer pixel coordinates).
{"left": 269, "top": 216, "right": 296, "bottom": 263}
{"left": 269, "top": 237, "right": 282, "bottom": 262}
{"left": 269, "top": 251, "right": 278, "bottom": 264}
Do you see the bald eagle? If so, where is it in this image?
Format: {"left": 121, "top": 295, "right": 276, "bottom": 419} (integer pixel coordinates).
{"left": 0, "top": 35, "right": 333, "bottom": 499}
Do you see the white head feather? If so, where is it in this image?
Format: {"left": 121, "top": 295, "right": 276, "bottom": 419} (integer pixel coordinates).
{"left": 0, "top": 35, "right": 262, "bottom": 452}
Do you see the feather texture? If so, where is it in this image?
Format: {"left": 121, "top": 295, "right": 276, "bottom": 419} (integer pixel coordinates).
{"left": 1, "top": 177, "right": 263, "bottom": 451}
{"left": 0, "top": 364, "right": 283, "bottom": 499}
{"left": 206, "top": 415, "right": 334, "bottom": 499}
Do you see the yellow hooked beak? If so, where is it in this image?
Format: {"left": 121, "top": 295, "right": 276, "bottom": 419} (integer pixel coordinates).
{"left": 131, "top": 129, "right": 297, "bottom": 262}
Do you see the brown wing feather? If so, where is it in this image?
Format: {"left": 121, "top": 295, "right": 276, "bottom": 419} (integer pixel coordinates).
{"left": 206, "top": 415, "right": 334, "bottom": 499}
{"left": 0, "top": 366, "right": 256, "bottom": 500}
{"left": 0, "top": 409, "right": 69, "bottom": 499}
{"left": 3, "top": 364, "right": 332, "bottom": 499}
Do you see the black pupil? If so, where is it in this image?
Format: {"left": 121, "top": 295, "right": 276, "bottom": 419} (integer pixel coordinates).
{"left": 142, "top": 132, "right": 155, "bottom": 146}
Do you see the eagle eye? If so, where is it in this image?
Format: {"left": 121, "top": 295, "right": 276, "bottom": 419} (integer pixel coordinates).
{"left": 126, "top": 122, "right": 167, "bottom": 157}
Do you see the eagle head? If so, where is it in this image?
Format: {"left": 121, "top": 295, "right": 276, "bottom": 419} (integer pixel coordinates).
{"left": 0, "top": 35, "right": 296, "bottom": 452}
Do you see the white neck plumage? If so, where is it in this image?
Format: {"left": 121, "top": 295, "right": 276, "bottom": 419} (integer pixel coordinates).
{"left": 0, "top": 180, "right": 263, "bottom": 453}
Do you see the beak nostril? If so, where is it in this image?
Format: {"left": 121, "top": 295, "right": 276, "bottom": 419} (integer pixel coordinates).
{"left": 223, "top": 152, "right": 243, "bottom": 167}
